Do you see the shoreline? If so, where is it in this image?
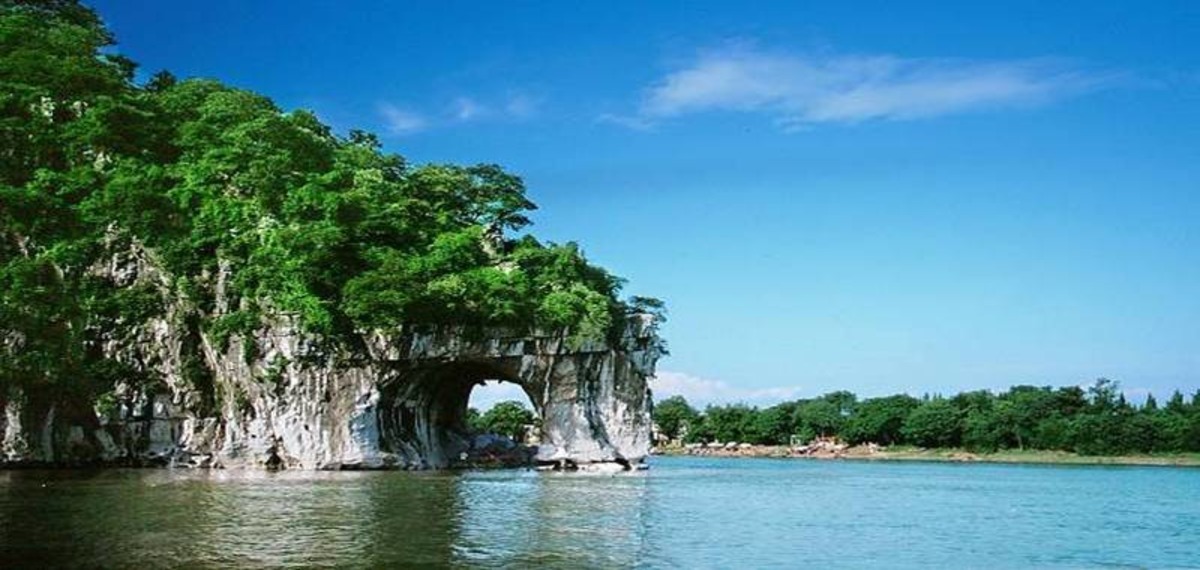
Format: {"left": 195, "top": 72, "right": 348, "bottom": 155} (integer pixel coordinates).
{"left": 655, "top": 445, "right": 1200, "bottom": 468}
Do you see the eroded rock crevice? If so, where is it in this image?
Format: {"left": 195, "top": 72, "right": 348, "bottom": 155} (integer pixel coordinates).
{"left": 1, "top": 229, "right": 662, "bottom": 472}
{"left": 1, "top": 322, "right": 660, "bottom": 470}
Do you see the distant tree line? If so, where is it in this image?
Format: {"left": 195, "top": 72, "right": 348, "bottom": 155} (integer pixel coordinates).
{"left": 653, "top": 379, "right": 1200, "bottom": 455}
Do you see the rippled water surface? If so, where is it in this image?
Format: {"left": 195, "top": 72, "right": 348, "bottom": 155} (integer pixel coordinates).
{"left": 2, "top": 456, "right": 1199, "bottom": 568}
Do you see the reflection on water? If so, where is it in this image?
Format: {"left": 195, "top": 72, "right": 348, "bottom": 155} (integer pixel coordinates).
{"left": 0, "top": 468, "right": 652, "bottom": 569}
{"left": 453, "top": 470, "right": 649, "bottom": 567}
{"left": 3, "top": 458, "right": 1200, "bottom": 568}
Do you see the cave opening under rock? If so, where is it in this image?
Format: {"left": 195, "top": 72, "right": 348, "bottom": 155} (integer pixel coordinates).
{"left": 376, "top": 360, "right": 542, "bottom": 468}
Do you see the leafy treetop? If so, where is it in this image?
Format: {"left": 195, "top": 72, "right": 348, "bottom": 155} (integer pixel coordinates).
{"left": 0, "top": 1, "right": 662, "bottom": 396}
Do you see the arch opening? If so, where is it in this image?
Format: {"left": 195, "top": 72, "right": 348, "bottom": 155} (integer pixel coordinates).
{"left": 466, "top": 380, "right": 542, "bottom": 462}
{"left": 376, "top": 360, "right": 542, "bottom": 469}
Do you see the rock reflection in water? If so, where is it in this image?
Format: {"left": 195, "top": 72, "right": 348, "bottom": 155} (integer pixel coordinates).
{"left": 0, "top": 470, "right": 451, "bottom": 567}
{"left": 0, "top": 468, "right": 651, "bottom": 568}
{"left": 5, "top": 459, "right": 1200, "bottom": 568}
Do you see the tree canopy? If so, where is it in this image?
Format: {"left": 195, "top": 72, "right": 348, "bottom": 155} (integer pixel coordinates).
{"left": 0, "top": 1, "right": 661, "bottom": 397}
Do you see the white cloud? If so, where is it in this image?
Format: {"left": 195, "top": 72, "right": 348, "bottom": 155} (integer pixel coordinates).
{"left": 617, "top": 45, "right": 1118, "bottom": 129}
{"left": 596, "top": 112, "right": 656, "bottom": 131}
{"left": 650, "top": 370, "right": 806, "bottom": 408}
{"left": 452, "top": 96, "right": 485, "bottom": 121}
{"left": 384, "top": 92, "right": 539, "bottom": 134}
{"left": 378, "top": 103, "right": 427, "bottom": 135}
{"left": 503, "top": 93, "right": 539, "bottom": 119}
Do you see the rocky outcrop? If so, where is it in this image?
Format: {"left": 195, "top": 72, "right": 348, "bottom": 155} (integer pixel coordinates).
{"left": 1, "top": 236, "right": 663, "bottom": 471}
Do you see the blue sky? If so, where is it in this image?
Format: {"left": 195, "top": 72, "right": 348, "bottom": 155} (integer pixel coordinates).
{"left": 92, "top": 1, "right": 1199, "bottom": 407}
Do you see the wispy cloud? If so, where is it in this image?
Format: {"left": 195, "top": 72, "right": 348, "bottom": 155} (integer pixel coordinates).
{"left": 651, "top": 370, "right": 806, "bottom": 408}
{"left": 452, "top": 96, "right": 484, "bottom": 121}
{"left": 452, "top": 93, "right": 541, "bottom": 122}
{"left": 378, "top": 103, "right": 427, "bottom": 135}
{"left": 596, "top": 113, "right": 656, "bottom": 131}
{"left": 502, "top": 93, "right": 540, "bottom": 119}
{"left": 381, "top": 92, "right": 540, "bottom": 135}
{"left": 612, "top": 44, "right": 1120, "bottom": 130}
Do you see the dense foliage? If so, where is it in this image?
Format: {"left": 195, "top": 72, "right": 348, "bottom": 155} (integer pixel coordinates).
{"left": 654, "top": 379, "right": 1200, "bottom": 455}
{"left": 467, "top": 400, "right": 537, "bottom": 442}
{"left": 0, "top": 2, "right": 659, "bottom": 397}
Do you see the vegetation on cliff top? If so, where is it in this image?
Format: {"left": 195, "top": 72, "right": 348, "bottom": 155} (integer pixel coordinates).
{"left": 0, "top": 1, "right": 663, "bottom": 396}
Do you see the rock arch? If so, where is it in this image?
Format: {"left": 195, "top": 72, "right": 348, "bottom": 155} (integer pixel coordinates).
{"left": 1, "top": 317, "right": 663, "bottom": 471}
{"left": 362, "top": 324, "right": 661, "bottom": 470}
{"left": 0, "top": 236, "right": 664, "bottom": 471}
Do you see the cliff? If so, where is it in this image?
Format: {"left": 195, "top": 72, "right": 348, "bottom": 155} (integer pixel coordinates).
{"left": 1, "top": 2, "right": 666, "bottom": 471}
{"left": 1, "top": 236, "right": 663, "bottom": 470}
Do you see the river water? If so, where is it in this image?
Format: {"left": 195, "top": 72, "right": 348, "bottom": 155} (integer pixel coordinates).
{"left": 1, "top": 456, "right": 1198, "bottom": 568}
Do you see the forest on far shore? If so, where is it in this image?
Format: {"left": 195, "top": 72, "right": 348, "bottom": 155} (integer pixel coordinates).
{"left": 653, "top": 379, "right": 1200, "bottom": 455}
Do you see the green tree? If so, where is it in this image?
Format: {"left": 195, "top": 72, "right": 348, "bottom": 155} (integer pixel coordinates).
{"left": 653, "top": 395, "right": 699, "bottom": 442}
{"left": 1052, "top": 386, "right": 1088, "bottom": 416}
{"left": 475, "top": 400, "right": 536, "bottom": 441}
{"left": 748, "top": 403, "right": 795, "bottom": 445}
{"left": 843, "top": 395, "right": 920, "bottom": 445}
{"left": 683, "top": 414, "right": 714, "bottom": 444}
{"left": 821, "top": 390, "right": 858, "bottom": 416}
{"left": 996, "top": 386, "right": 1058, "bottom": 449}
{"left": 962, "top": 409, "right": 1003, "bottom": 452}
{"left": 1069, "top": 413, "right": 1127, "bottom": 455}
{"left": 794, "top": 399, "right": 843, "bottom": 439}
{"left": 951, "top": 390, "right": 996, "bottom": 416}
{"left": 0, "top": 0, "right": 661, "bottom": 405}
{"left": 1031, "top": 416, "right": 1073, "bottom": 450}
{"left": 1151, "top": 412, "right": 1191, "bottom": 452}
{"left": 704, "top": 404, "right": 756, "bottom": 443}
{"left": 466, "top": 407, "right": 482, "bottom": 432}
{"left": 1121, "top": 412, "right": 1159, "bottom": 453}
{"left": 1165, "top": 390, "right": 1187, "bottom": 414}
{"left": 902, "top": 399, "right": 962, "bottom": 448}
{"left": 1087, "top": 378, "right": 1121, "bottom": 413}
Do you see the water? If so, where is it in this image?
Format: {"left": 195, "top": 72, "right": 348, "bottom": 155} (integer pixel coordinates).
{"left": 2, "top": 456, "right": 1198, "bottom": 569}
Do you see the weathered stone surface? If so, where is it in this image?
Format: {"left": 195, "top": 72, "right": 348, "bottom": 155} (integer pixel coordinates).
{"left": 0, "top": 237, "right": 663, "bottom": 471}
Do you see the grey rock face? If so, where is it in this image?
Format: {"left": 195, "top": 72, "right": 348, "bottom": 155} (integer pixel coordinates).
{"left": 0, "top": 237, "right": 663, "bottom": 471}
